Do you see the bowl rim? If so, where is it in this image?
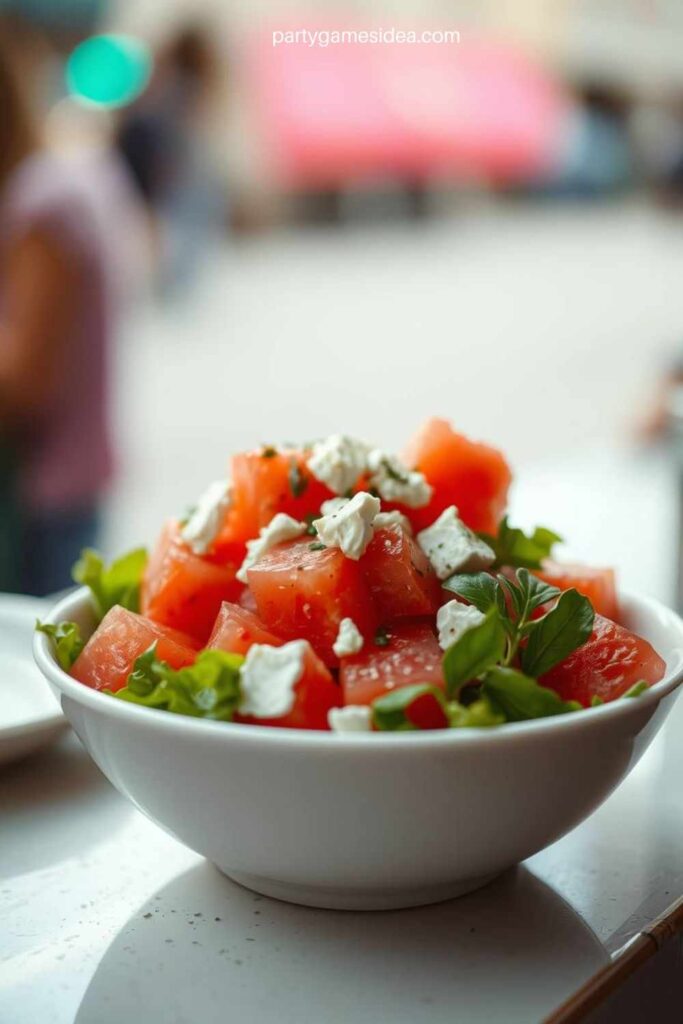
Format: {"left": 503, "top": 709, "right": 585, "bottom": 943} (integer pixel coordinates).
{"left": 33, "top": 587, "right": 683, "bottom": 752}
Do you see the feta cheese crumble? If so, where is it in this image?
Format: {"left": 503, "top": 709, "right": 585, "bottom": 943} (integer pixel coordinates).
{"left": 332, "top": 617, "right": 364, "bottom": 658}
{"left": 367, "top": 449, "right": 432, "bottom": 508}
{"left": 307, "top": 434, "right": 370, "bottom": 495}
{"left": 313, "top": 491, "right": 380, "bottom": 560}
{"left": 436, "top": 600, "right": 486, "bottom": 650}
{"left": 319, "top": 500, "right": 412, "bottom": 536}
{"left": 180, "top": 479, "right": 232, "bottom": 555}
{"left": 239, "top": 640, "right": 308, "bottom": 718}
{"left": 417, "top": 506, "right": 495, "bottom": 579}
{"left": 320, "top": 496, "right": 349, "bottom": 517}
{"left": 328, "top": 705, "right": 373, "bottom": 733}
{"left": 237, "top": 513, "right": 307, "bottom": 583}
{"left": 373, "top": 509, "right": 413, "bottom": 534}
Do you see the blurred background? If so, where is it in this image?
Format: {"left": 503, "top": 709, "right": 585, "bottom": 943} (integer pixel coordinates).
{"left": 1, "top": 0, "right": 682, "bottom": 602}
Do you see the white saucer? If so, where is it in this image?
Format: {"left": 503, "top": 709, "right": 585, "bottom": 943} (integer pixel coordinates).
{"left": 0, "top": 594, "right": 68, "bottom": 767}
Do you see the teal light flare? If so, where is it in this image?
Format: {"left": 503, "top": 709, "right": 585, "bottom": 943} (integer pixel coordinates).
{"left": 66, "top": 34, "right": 151, "bottom": 108}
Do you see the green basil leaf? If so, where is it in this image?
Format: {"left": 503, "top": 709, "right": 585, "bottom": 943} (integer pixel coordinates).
{"left": 372, "top": 684, "right": 446, "bottom": 731}
{"left": 442, "top": 572, "right": 502, "bottom": 614}
{"left": 521, "top": 588, "right": 595, "bottom": 678}
{"left": 110, "top": 647, "right": 244, "bottom": 721}
{"left": 481, "top": 517, "right": 562, "bottom": 570}
{"left": 482, "top": 666, "right": 581, "bottom": 721}
{"left": 442, "top": 607, "right": 507, "bottom": 699}
{"left": 35, "top": 619, "right": 85, "bottom": 670}
{"left": 73, "top": 547, "right": 148, "bottom": 621}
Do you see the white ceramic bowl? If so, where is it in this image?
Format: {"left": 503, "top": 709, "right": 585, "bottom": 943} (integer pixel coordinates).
{"left": 34, "top": 588, "right": 683, "bottom": 911}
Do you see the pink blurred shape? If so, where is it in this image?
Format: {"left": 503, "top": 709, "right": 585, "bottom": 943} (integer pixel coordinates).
{"left": 246, "top": 25, "right": 566, "bottom": 188}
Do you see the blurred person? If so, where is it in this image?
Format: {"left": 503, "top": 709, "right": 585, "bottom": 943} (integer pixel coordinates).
{"left": 115, "top": 21, "right": 226, "bottom": 297}
{"left": 537, "top": 82, "right": 634, "bottom": 198}
{"left": 0, "top": 14, "right": 139, "bottom": 595}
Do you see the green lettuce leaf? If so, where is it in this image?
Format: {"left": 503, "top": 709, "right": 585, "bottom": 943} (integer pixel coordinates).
{"left": 73, "top": 547, "right": 148, "bottom": 620}
{"left": 110, "top": 646, "right": 244, "bottom": 721}
{"left": 35, "top": 619, "right": 85, "bottom": 670}
{"left": 448, "top": 695, "right": 505, "bottom": 728}
{"left": 482, "top": 666, "right": 580, "bottom": 721}
{"left": 621, "top": 680, "right": 649, "bottom": 699}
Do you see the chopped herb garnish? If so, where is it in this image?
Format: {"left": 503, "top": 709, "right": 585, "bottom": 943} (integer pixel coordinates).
{"left": 304, "top": 513, "right": 318, "bottom": 536}
{"left": 380, "top": 457, "right": 408, "bottom": 484}
{"left": 288, "top": 458, "right": 309, "bottom": 499}
{"left": 261, "top": 445, "right": 278, "bottom": 458}
{"left": 374, "top": 626, "right": 392, "bottom": 647}
{"left": 309, "top": 542, "right": 326, "bottom": 552}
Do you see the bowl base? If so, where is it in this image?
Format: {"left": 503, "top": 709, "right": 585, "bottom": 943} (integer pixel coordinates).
{"left": 218, "top": 868, "right": 500, "bottom": 911}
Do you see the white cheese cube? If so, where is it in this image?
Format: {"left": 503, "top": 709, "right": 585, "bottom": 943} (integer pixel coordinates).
{"left": 239, "top": 641, "right": 308, "bottom": 718}
{"left": 332, "top": 617, "right": 364, "bottom": 658}
{"left": 436, "top": 600, "right": 486, "bottom": 650}
{"left": 328, "top": 705, "right": 373, "bottom": 733}
{"left": 180, "top": 479, "right": 232, "bottom": 555}
{"left": 307, "top": 435, "right": 370, "bottom": 495}
{"left": 313, "top": 491, "right": 380, "bottom": 560}
{"left": 417, "top": 506, "right": 495, "bottom": 580}
{"left": 367, "top": 449, "right": 432, "bottom": 508}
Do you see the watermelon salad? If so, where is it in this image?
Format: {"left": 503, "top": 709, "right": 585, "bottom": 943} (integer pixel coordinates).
{"left": 37, "top": 418, "right": 666, "bottom": 733}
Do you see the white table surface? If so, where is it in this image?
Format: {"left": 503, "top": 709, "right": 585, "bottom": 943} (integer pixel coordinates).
{"left": 3, "top": 704, "right": 683, "bottom": 1024}
{"left": 2, "top": 448, "right": 682, "bottom": 1024}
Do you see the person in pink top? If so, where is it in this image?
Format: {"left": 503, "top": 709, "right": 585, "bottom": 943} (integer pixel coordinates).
{"left": 0, "top": 14, "right": 136, "bottom": 594}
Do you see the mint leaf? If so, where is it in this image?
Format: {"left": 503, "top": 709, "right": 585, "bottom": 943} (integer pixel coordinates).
{"left": 372, "top": 684, "right": 446, "bottom": 731}
{"left": 448, "top": 694, "right": 505, "bottom": 728}
{"left": 621, "top": 680, "right": 649, "bottom": 699}
{"left": 442, "top": 607, "right": 507, "bottom": 699}
{"left": 498, "top": 568, "right": 561, "bottom": 628}
{"left": 521, "top": 588, "right": 594, "bottom": 677}
{"left": 518, "top": 569, "right": 562, "bottom": 614}
{"left": 35, "top": 619, "right": 85, "bottom": 670}
{"left": 111, "top": 646, "right": 244, "bottom": 721}
{"left": 73, "top": 547, "right": 148, "bottom": 621}
{"left": 480, "top": 517, "right": 562, "bottom": 570}
{"left": 482, "top": 666, "right": 580, "bottom": 721}
{"left": 442, "top": 572, "right": 503, "bottom": 614}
